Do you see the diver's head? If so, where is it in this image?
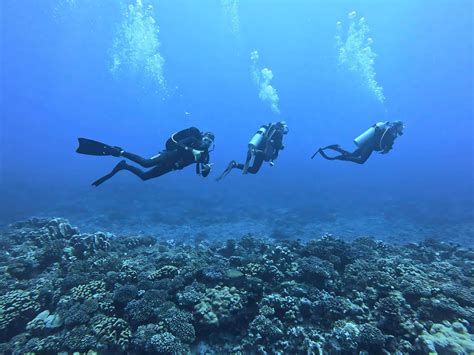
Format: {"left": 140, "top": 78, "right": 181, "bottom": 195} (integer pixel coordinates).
{"left": 201, "top": 131, "right": 215, "bottom": 149}
{"left": 276, "top": 121, "right": 289, "bottom": 134}
{"left": 381, "top": 121, "right": 403, "bottom": 152}
{"left": 391, "top": 121, "right": 404, "bottom": 136}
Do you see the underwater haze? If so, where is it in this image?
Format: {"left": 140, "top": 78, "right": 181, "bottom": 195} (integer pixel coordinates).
{"left": 1, "top": 1, "right": 474, "bottom": 353}
{"left": 2, "top": 0, "right": 473, "bottom": 244}
{"left": 1, "top": 0, "right": 474, "bottom": 243}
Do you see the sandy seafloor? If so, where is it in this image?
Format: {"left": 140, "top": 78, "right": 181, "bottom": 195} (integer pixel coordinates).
{"left": 2, "top": 183, "right": 472, "bottom": 247}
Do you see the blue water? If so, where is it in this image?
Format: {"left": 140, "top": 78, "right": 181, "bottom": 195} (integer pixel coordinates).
{"left": 1, "top": 0, "right": 473, "bottom": 245}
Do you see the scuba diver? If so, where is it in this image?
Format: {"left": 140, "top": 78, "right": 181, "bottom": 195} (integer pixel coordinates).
{"left": 76, "top": 127, "right": 215, "bottom": 186}
{"left": 312, "top": 121, "right": 404, "bottom": 164}
{"left": 216, "top": 121, "right": 289, "bottom": 181}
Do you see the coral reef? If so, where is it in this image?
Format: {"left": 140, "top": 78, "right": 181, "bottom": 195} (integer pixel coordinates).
{"left": 415, "top": 321, "right": 474, "bottom": 354}
{"left": 0, "top": 217, "right": 472, "bottom": 354}
{"left": 0, "top": 290, "right": 40, "bottom": 339}
{"left": 93, "top": 315, "right": 132, "bottom": 350}
{"left": 194, "top": 285, "right": 246, "bottom": 326}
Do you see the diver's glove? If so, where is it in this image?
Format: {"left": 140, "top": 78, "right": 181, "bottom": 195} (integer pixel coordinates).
{"left": 191, "top": 149, "right": 203, "bottom": 162}
{"left": 200, "top": 163, "right": 213, "bottom": 177}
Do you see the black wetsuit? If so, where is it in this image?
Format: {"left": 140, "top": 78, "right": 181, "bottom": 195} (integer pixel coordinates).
{"left": 92, "top": 127, "right": 210, "bottom": 186}
{"left": 318, "top": 123, "right": 396, "bottom": 165}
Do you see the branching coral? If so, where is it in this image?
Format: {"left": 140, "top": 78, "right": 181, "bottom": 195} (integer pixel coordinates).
{"left": 148, "top": 265, "right": 179, "bottom": 281}
{"left": 0, "top": 290, "right": 40, "bottom": 339}
{"left": 70, "top": 280, "right": 107, "bottom": 301}
{"left": 150, "top": 332, "right": 188, "bottom": 354}
{"left": 93, "top": 316, "right": 132, "bottom": 350}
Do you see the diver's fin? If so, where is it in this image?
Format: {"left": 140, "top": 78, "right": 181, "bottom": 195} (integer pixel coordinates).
{"left": 321, "top": 144, "right": 341, "bottom": 150}
{"left": 216, "top": 161, "right": 237, "bottom": 181}
{"left": 91, "top": 174, "right": 112, "bottom": 187}
{"left": 311, "top": 148, "right": 321, "bottom": 159}
{"left": 76, "top": 138, "right": 122, "bottom": 156}
{"left": 91, "top": 160, "right": 127, "bottom": 187}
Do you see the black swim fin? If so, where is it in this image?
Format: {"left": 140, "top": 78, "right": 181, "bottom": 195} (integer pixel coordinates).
{"left": 216, "top": 161, "right": 237, "bottom": 181}
{"left": 91, "top": 160, "right": 127, "bottom": 187}
{"left": 76, "top": 138, "right": 122, "bottom": 157}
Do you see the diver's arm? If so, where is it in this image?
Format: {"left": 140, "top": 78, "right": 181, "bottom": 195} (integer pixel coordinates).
{"left": 174, "top": 136, "right": 205, "bottom": 162}
{"left": 196, "top": 154, "right": 212, "bottom": 177}
{"left": 174, "top": 136, "right": 200, "bottom": 151}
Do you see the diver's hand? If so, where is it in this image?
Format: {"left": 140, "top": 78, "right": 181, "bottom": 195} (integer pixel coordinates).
{"left": 201, "top": 163, "right": 213, "bottom": 177}
{"left": 192, "top": 149, "right": 203, "bottom": 161}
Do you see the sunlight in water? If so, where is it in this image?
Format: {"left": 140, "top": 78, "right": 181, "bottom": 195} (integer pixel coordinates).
{"left": 335, "top": 11, "right": 385, "bottom": 103}
{"left": 221, "top": 0, "right": 240, "bottom": 38}
{"left": 250, "top": 51, "right": 280, "bottom": 114}
{"left": 111, "top": 0, "right": 166, "bottom": 91}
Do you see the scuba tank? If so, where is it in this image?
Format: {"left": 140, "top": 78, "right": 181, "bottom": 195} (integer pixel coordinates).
{"left": 354, "top": 127, "right": 375, "bottom": 148}
{"left": 248, "top": 125, "right": 268, "bottom": 151}
{"left": 354, "top": 122, "right": 387, "bottom": 148}
{"left": 244, "top": 125, "right": 268, "bottom": 174}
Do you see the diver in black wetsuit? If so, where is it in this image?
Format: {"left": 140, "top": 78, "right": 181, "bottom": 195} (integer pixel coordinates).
{"left": 216, "top": 121, "right": 288, "bottom": 181}
{"left": 76, "top": 127, "right": 215, "bottom": 186}
{"left": 312, "top": 121, "right": 404, "bottom": 164}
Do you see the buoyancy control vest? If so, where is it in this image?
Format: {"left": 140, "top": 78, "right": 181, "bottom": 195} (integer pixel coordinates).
{"left": 166, "top": 127, "right": 202, "bottom": 151}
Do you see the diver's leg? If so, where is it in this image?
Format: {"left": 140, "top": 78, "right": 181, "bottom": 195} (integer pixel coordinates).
{"left": 92, "top": 160, "right": 166, "bottom": 186}
{"left": 245, "top": 154, "right": 264, "bottom": 174}
{"left": 216, "top": 161, "right": 238, "bottom": 181}
{"left": 121, "top": 151, "right": 163, "bottom": 168}
{"left": 318, "top": 149, "right": 341, "bottom": 160}
{"left": 120, "top": 150, "right": 177, "bottom": 180}
{"left": 334, "top": 147, "right": 373, "bottom": 164}
{"left": 91, "top": 160, "right": 128, "bottom": 187}
{"left": 234, "top": 163, "right": 245, "bottom": 170}
{"left": 321, "top": 144, "right": 351, "bottom": 155}
{"left": 242, "top": 151, "right": 254, "bottom": 174}
{"left": 317, "top": 144, "right": 353, "bottom": 160}
{"left": 120, "top": 162, "right": 173, "bottom": 180}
